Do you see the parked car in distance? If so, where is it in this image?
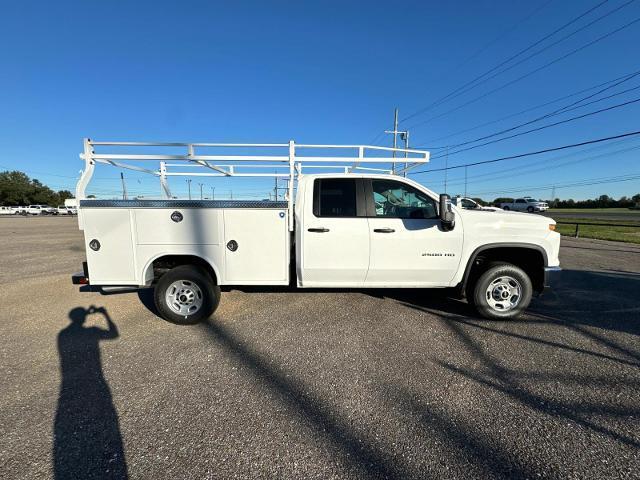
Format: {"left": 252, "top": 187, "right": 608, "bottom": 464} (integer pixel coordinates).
{"left": 27, "top": 205, "right": 57, "bottom": 215}
{"left": 452, "top": 196, "right": 499, "bottom": 211}
{"left": 57, "top": 205, "right": 77, "bottom": 215}
{"left": 0, "top": 206, "right": 17, "bottom": 215}
{"left": 499, "top": 198, "right": 549, "bottom": 213}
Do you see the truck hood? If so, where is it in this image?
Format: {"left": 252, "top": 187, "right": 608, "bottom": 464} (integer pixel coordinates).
{"left": 456, "top": 207, "right": 556, "bottom": 226}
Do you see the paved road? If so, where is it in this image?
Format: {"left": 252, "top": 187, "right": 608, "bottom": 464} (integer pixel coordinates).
{"left": 1, "top": 217, "right": 639, "bottom": 479}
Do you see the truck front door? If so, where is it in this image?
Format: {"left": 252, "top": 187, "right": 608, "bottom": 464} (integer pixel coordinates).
{"left": 364, "top": 179, "right": 463, "bottom": 286}
{"left": 298, "top": 178, "right": 369, "bottom": 286}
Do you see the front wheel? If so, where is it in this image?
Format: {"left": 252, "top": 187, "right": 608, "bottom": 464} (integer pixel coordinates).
{"left": 503, "top": 206, "right": 510, "bottom": 211}
{"left": 154, "top": 265, "right": 220, "bottom": 324}
{"left": 472, "top": 263, "right": 532, "bottom": 320}
{"left": 527, "top": 206, "right": 534, "bottom": 213}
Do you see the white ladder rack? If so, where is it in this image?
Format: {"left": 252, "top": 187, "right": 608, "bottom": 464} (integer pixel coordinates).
{"left": 77, "top": 138, "right": 430, "bottom": 230}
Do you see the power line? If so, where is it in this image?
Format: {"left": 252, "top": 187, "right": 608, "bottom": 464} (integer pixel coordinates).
{"left": 442, "top": 0, "right": 556, "bottom": 77}
{"left": 422, "top": 68, "right": 640, "bottom": 143}
{"left": 415, "top": 0, "right": 637, "bottom": 119}
{"left": 366, "top": 1, "right": 555, "bottom": 146}
{"left": 404, "top": 15, "right": 640, "bottom": 131}
{"left": 401, "top": 0, "right": 611, "bottom": 123}
{"left": 468, "top": 172, "right": 640, "bottom": 196}
{"left": 445, "top": 140, "right": 640, "bottom": 188}
{"left": 427, "top": 95, "right": 640, "bottom": 159}
{"left": 426, "top": 79, "right": 640, "bottom": 151}
{"left": 411, "top": 129, "right": 640, "bottom": 174}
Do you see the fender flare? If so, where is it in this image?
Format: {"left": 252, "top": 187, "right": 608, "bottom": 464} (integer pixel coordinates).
{"left": 458, "top": 242, "right": 548, "bottom": 292}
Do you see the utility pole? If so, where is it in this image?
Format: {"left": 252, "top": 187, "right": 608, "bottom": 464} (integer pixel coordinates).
{"left": 198, "top": 182, "right": 204, "bottom": 200}
{"left": 274, "top": 173, "right": 279, "bottom": 200}
{"left": 230, "top": 190, "right": 233, "bottom": 200}
{"left": 551, "top": 185, "right": 556, "bottom": 206}
{"left": 120, "top": 172, "right": 128, "bottom": 200}
{"left": 464, "top": 166, "right": 468, "bottom": 198}
{"left": 400, "top": 131, "right": 410, "bottom": 178}
{"left": 186, "top": 179, "right": 192, "bottom": 200}
{"left": 392, "top": 107, "right": 398, "bottom": 159}
{"left": 211, "top": 186, "right": 215, "bottom": 200}
{"left": 444, "top": 146, "right": 449, "bottom": 193}
{"left": 384, "top": 108, "right": 399, "bottom": 174}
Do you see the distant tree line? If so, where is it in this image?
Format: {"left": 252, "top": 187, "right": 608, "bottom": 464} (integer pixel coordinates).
{"left": 489, "top": 194, "right": 640, "bottom": 208}
{"left": 0, "top": 170, "right": 73, "bottom": 206}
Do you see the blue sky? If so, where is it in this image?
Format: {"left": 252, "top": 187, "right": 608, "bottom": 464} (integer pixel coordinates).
{"left": 0, "top": 0, "right": 639, "bottom": 201}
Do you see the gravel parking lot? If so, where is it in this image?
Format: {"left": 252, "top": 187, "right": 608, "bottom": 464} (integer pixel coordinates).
{"left": 1, "top": 216, "right": 639, "bottom": 479}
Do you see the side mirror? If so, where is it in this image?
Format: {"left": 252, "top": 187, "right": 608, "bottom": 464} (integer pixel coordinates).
{"left": 439, "top": 194, "right": 455, "bottom": 231}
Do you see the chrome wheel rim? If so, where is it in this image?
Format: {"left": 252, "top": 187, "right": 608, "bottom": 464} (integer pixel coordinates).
{"left": 485, "top": 276, "right": 522, "bottom": 312}
{"left": 165, "top": 280, "right": 203, "bottom": 316}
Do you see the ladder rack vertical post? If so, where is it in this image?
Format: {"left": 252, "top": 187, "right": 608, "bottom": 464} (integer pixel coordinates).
{"left": 76, "top": 138, "right": 96, "bottom": 230}
{"left": 288, "top": 140, "right": 295, "bottom": 232}
{"left": 159, "top": 161, "right": 172, "bottom": 199}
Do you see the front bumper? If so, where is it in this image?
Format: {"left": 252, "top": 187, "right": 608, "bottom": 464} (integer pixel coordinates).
{"left": 543, "top": 266, "right": 562, "bottom": 291}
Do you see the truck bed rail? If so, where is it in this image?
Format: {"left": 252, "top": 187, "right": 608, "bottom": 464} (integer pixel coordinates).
{"left": 79, "top": 199, "right": 288, "bottom": 209}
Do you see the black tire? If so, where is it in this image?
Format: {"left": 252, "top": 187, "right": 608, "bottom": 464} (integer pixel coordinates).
{"left": 503, "top": 206, "right": 510, "bottom": 211}
{"left": 153, "top": 265, "right": 220, "bottom": 324}
{"left": 527, "top": 206, "right": 534, "bottom": 213}
{"left": 472, "top": 262, "right": 532, "bottom": 320}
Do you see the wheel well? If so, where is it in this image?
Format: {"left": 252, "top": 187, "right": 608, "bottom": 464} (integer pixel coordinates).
{"left": 149, "top": 255, "right": 218, "bottom": 285}
{"left": 464, "top": 246, "right": 545, "bottom": 294}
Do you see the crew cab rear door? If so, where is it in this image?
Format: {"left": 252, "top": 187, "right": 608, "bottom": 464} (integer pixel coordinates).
{"left": 298, "top": 178, "right": 369, "bottom": 286}
{"left": 364, "top": 178, "right": 463, "bottom": 286}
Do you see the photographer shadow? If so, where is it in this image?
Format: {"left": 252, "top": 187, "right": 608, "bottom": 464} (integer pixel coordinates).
{"left": 53, "top": 306, "right": 128, "bottom": 479}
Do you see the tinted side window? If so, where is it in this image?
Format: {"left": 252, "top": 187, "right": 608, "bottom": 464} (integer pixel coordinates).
{"left": 461, "top": 198, "right": 477, "bottom": 209}
{"left": 371, "top": 180, "right": 437, "bottom": 219}
{"left": 516, "top": 199, "right": 526, "bottom": 203}
{"left": 314, "top": 179, "right": 357, "bottom": 217}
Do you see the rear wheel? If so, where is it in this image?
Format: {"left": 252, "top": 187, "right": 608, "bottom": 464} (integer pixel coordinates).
{"left": 472, "top": 263, "right": 532, "bottom": 320}
{"left": 154, "top": 265, "right": 220, "bottom": 324}
{"left": 503, "top": 206, "right": 510, "bottom": 211}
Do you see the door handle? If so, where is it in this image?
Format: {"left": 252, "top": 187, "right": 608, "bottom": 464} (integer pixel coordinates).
{"left": 308, "top": 227, "right": 330, "bottom": 233}
{"left": 374, "top": 228, "right": 395, "bottom": 233}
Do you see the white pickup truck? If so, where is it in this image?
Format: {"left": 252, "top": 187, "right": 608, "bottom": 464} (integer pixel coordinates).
{"left": 0, "top": 206, "right": 17, "bottom": 215}
{"left": 27, "top": 205, "right": 57, "bottom": 215}
{"left": 452, "top": 196, "right": 499, "bottom": 211}
{"left": 500, "top": 197, "right": 549, "bottom": 213}
{"left": 72, "top": 139, "right": 560, "bottom": 323}
{"left": 57, "top": 205, "right": 77, "bottom": 215}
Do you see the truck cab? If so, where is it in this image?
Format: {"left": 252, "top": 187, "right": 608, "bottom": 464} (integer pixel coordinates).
{"left": 296, "top": 175, "right": 462, "bottom": 287}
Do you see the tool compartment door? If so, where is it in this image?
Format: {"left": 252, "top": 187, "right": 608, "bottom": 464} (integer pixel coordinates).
{"left": 83, "top": 208, "right": 136, "bottom": 284}
{"left": 223, "top": 209, "right": 289, "bottom": 284}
